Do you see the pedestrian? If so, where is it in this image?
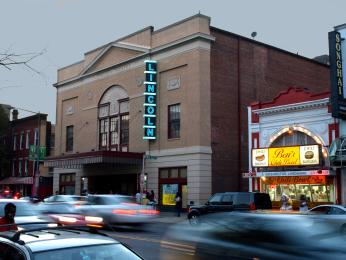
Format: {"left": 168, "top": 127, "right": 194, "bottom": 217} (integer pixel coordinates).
{"left": 135, "top": 191, "right": 141, "bottom": 204}
{"left": 148, "top": 190, "right": 157, "bottom": 209}
{"left": 175, "top": 192, "right": 182, "bottom": 217}
{"left": 299, "top": 194, "right": 308, "bottom": 212}
{"left": 0, "top": 203, "right": 17, "bottom": 232}
{"left": 280, "top": 193, "right": 292, "bottom": 211}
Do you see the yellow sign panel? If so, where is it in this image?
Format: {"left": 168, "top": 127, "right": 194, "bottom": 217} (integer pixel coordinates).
{"left": 252, "top": 145, "right": 320, "bottom": 167}
{"left": 268, "top": 146, "right": 300, "bottom": 166}
{"left": 162, "top": 194, "right": 176, "bottom": 206}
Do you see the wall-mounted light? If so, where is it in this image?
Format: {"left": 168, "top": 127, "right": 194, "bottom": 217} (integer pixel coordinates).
{"left": 261, "top": 176, "right": 266, "bottom": 181}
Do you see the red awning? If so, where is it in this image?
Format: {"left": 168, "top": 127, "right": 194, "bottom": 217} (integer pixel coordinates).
{"left": 0, "top": 177, "right": 33, "bottom": 185}
{"left": 44, "top": 150, "right": 143, "bottom": 168}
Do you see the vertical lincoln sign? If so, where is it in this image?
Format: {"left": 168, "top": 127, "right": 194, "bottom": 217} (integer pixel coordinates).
{"left": 329, "top": 30, "right": 346, "bottom": 118}
{"left": 143, "top": 60, "right": 157, "bottom": 140}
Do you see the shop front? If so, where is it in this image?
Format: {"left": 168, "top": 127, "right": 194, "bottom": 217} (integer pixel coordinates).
{"left": 158, "top": 167, "right": 188, "bottom": 210}
{"left": 257, "top": 171, "right": 335, "bottom": 209}
{"left": 248, "top": 87, "right": 339, "bottom": 208}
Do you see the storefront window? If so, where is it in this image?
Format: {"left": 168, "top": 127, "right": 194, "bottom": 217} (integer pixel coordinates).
{"left": 162, "top": 184, "right": 178, "bottom": 206}
{"left": 263, "top": 176, "right": 335, "bottom": 204}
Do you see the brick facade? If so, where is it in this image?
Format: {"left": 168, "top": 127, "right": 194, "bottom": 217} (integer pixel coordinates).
{"left": 210, "top": 27, "right": 330, "bottom": 193}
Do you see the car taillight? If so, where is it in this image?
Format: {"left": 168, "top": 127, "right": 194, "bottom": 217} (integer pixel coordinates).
{"left": 138, "top": 209, "right": 160, "bottom": 215}
{"left": 250, "top": 202, "right": 256, "bottom": 210}
{"left": 112, "top": 209, "right": 137, "bottom": 215}
{"left": 85, "top": 216, "right": 103, "bottom": 223}
{"left": 58, "top": 216, "right": 78, "bottom": 223}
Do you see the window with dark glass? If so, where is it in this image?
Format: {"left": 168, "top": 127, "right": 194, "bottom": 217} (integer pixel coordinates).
{"left": 120, "top": 115, "right": 129, "bottom": 145}
{"left": 66, "top": 125, "right": 74, "bottom": 152}
{"left": 159, "top": 167, "right": 187, "bottom": 179}
{"left": 100, "top": 118, "right": 109, "bottom": 148}
{"left": 168, "top": 104, "right": 180, "bottom": 139}
{"left": 98, "top": 99, "right": 129, "bottom": 151}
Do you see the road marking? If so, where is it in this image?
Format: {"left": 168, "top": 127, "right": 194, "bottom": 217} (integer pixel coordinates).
{"left": 110, "top": 233, "right": 196, "bottom": 255}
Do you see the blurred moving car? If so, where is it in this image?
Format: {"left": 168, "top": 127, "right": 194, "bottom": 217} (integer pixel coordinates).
{"left": 188, "top": 192, "right": 272, "bottom": 224}
{"left": 0, "top": 199, "right": 53, "bottom": 229}
{"left": 43, "top": 195, "right": 86, "bottom": 204}
{"left": 0, "top": 226, "right": 143, "bottom": 259}
{"left": 37, "top": 202, "right": 103, "bottom": 228}
{"left": 78, "top": 195, "right": 159, "bottom": 226}
{"left": 306, "top": 204, "right": 346, "bottom": 235}
{"left": 165, "top": 211, "right": 346, "bottom": 259}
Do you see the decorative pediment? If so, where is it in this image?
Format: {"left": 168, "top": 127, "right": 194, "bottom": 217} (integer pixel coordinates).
{"left": 81, "top": 42, "right": 149, "bottom": 75}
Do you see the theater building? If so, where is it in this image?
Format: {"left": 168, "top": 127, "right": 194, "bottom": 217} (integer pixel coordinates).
{"left": 45, "top": 14, "right": 330, "bottom": 208}
{"left": 248, "top": 87, "right": 339, "bottom": 209}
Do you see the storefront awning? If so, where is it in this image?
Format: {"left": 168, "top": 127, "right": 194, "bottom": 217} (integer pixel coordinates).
{"left": 0, "top": 177, "right": 33, "bottom": 185}
{"left": 44, "top": 150, "right": 143, "bottom": 168}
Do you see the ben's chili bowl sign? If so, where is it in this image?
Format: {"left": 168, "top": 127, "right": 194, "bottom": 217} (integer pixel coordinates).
{"left": 269, "top": 147, "right": 300, "bottom": 166}
{"left": 252, "top": 145, "right": 320, "bottom": 167}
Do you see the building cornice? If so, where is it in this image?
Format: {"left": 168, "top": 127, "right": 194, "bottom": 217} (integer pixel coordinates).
{"left": 253, "top": 98, "right": 329, "bottom": 116}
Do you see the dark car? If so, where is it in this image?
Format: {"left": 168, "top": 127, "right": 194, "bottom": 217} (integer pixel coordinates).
{"left": 188, "top": 192, "right": 272, "bottom": 224}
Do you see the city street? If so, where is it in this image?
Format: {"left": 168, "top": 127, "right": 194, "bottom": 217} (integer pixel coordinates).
{"left": 104, "top": 214, "right": 200, "bottom": 260}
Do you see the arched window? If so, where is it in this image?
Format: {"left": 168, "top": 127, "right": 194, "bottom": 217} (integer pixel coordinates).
{"left": 271, "top": 131, "right": 317, "bottom": 147}
{"left": 98, "top": 86, "right": 129, "bottom": 152}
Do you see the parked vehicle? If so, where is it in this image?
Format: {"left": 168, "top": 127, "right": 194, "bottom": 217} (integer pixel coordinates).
{"left": 0, "top": 225, "right": 143, "bottom": 259}
{"left": 188, "top": 192, "right": 272, "bottom": 224}
{"left": 78, "top": 195, "right": 159, "bottom": 226}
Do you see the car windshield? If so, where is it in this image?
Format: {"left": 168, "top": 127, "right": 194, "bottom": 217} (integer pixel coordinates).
{"left": 0, "top": 202, "right": 36, "bottom": 216}
{"left": 33, "top": 243, "right": 141, "bottom": 260}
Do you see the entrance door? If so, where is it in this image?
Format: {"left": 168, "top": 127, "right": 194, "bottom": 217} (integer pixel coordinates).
{"left": 182, "top": 185, "right": 188, "bottom": 209}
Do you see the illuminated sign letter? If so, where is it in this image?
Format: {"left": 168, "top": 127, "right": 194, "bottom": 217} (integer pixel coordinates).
{"left": 143, "top": 60, "right": 158, "bottom": 140}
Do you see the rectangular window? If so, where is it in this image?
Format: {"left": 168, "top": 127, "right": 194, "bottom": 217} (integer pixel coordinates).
{"left": 25, "top": 131, "right": 30, "bottom": 149}
{"left": 110, "top": 117, "right": 119, "bottom": 146}
{"left": 19, "top": 132, "right": 24, "bottom": 150}
{"left": 24, "top": 159, "right": 28, "bottom": 176}
{"left": 66, "top": 126, "right": 74, "bottom": 152}
{"left": 18, "top": 160, "right": 22, "bottom": 177}
{"left": 168, "top": 104, "right": 180, "bottom": 139}
{"left": 34, "top": 129, "right": 39, "bottom": 146}
{"left": 13, "top": 135, "right": 17, "bottom": 151}
{"left": 120, "top": 115, "right": 129, "bottom": 145}
{"left": 99, "top": 119, "right": 109, "bottom": 148}
{"left": 12, "top": 160, "right": 16, "bottom": 176}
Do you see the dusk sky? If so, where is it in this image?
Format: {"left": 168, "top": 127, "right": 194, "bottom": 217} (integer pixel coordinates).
{"left": 1, "top": 0, "right": 345, "bottom": 123}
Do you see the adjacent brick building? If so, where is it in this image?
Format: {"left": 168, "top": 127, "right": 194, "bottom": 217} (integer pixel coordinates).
{"left": 0, "top": 110, "right": 53, "bottom": 198}
{"left": 46, "top": 14, "right": 330, "bottom": 208}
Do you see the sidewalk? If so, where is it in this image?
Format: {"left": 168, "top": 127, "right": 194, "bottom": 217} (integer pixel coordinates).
{"left": 155, "top": 211, "right": 188, "bottom": 224}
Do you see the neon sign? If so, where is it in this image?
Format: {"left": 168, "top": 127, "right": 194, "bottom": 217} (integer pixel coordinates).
{"left": 143, "top": 60, "right": 157, "bottom": 140}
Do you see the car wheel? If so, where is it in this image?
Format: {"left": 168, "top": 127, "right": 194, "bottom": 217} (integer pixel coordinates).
{"left": 340, "top": 225, "right": 346, "bottom": 236}
{"left": 189, "top": 213, "right": 200, "bottom": 225}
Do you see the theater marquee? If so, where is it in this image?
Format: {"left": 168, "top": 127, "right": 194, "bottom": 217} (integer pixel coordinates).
{"left": 252, "top": 145, "right": 320, "bottom": 167}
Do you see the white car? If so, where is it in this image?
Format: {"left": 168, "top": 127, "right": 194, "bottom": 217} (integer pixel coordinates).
{"left": 78, "top": 195, "right": 159, "bottom": 226}
{"left": 0, "top": 226, "right": 143, "bottom": 259}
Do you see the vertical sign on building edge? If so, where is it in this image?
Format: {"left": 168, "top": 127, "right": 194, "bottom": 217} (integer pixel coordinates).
{"left": 329, "top": 30, "right": 346, "bottom": 118}
{"left": 143, "top": 60, "right": 157, "bottom": 140}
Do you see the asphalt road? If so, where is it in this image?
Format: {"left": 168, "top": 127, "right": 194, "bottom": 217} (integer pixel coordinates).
{"left": 104, "top": 221, "right": 201, "bottom": 260}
